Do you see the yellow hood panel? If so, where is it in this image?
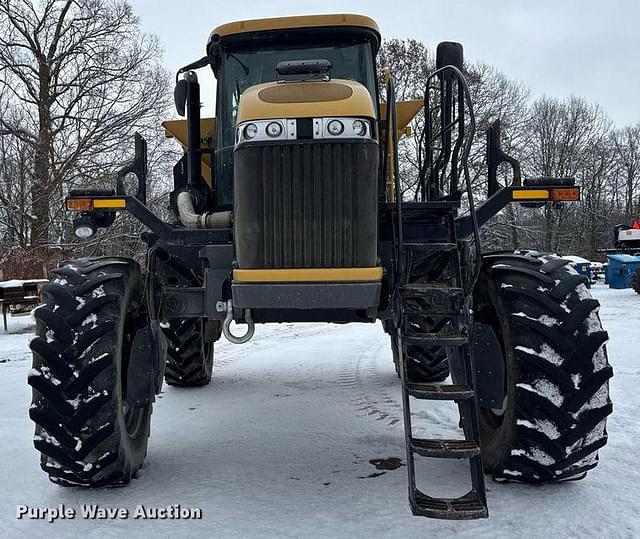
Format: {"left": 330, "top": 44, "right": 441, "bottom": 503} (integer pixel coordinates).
{"left": 237, "top": 79, "right": 375, "bottom": 123}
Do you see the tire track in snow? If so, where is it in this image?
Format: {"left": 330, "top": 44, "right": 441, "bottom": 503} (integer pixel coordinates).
{"left": 337, "top": 338, "right": 404, "bottom": 428}
{"left": 214, "top": 323, "right": 347, "bottom": 370}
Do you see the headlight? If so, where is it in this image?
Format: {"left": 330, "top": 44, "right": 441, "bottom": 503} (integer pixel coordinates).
{"left": 236, "top": 117, "right": 372, "bottom": 144}
{"left": 352, "top": 120, "right": 367, "bottom": 136}
{"left": 236, "top": 119, "right": 291, "bottom": 144}
{"left": 244, "top": 123, "right": 258, "bottom": 139}
{"left": 316, "top": 117, "right": 372, "bottom": 139}
{"left": 327, "top": 120, "right": 344, "bottom": 136}
{"left": 73, "top": 215, "right": 96, "bottom": 239}
{"left": 266, "top": 121, "right": 283, "bottom": 137}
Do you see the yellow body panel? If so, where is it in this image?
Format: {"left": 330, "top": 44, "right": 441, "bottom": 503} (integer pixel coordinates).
{"left": 380, "top": 100, "right": 424, "bottom": 138}
{"left": 512, "top": 189, "right": 550, "bottom": 200}
{"left": 236, "top": 79, "right": 376, "bottom": 123}
{"left": 210, "top": 13, "right": 380, "bottom": 41}
{"left": 233, "top": 267, "right": 383, "bottom": 282}
{"left": 163, "top": 117, "right": 216, "bottom": 186}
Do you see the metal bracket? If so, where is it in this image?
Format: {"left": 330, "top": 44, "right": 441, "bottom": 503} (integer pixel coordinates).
{"left": 116, "top": 133, "right": 148, "bottom": 204}
{"left": 487, "top": 119, "right": 522, "bottom": 196}
{"left": 160, "top": 287, "right": 205, "bottom": 319}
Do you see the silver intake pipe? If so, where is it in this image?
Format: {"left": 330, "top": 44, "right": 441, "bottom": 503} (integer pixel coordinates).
{"left": 176, "top": 191, "right": 232, "bottom": 229}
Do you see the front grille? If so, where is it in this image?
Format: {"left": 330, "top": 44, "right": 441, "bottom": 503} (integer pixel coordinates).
{"left": 234, "top": 140, "right": 379, "bottom": 269}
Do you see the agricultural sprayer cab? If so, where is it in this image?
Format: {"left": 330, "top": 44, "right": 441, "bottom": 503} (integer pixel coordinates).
{"left": 28, "top": 14, "right": 612, "bottom": 519}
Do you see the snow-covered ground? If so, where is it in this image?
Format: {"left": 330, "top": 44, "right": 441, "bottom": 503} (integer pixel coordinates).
{"left": 0, "top": 283, "right": 637, "bottom": 538}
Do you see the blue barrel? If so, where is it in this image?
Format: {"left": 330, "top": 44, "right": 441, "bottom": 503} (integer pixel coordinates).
{"left": 563, "top": 257, "right": 592, "bottom": 288}
{"left": 574, "top": 263, "right": 591, "bottom": 288}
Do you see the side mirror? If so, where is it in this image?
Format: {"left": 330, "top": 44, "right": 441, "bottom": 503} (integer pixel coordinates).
{"left": 174, "top": 79, "right": 187, "bottom": 117}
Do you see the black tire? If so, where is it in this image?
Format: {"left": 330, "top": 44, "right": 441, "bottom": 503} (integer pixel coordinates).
{"left": 384, "top": 320, "right": 449, "bottom": 382}
{"left": 151, "top": 248, "right": 214, "bottom": 387}
{"left": 29, "top": 257, "right": 153, "bottom": 486}
{"left": 163, "top": 319, "right": 214, "bottom": 387}
{"left": 632, "top": 267, "right": 640, "bottom": 294}
{"left": 390, "top": 337, "right": 449, "bottom": 382}
{"left": 473, "top": 251, "right": 613, "bottom": 483}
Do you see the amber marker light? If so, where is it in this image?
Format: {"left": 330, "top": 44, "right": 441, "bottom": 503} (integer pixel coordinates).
{"left": 66, "top": 198, "right": 93, "bottom": 211}
{"left": 92, "top": 198, "right": 126, "bottom": 209}
{"left": 550, "top": 188, "right": 580, "bottom": 202}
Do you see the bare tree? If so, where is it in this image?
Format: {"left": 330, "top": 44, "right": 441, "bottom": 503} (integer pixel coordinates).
{"left": 524, "top": 95, "right": 611, "bottom": 252}
{"left": 377, "top": 38, "right": 432, "bottom": 101}
{"left": 0, "top": 0, "right": 171, "bottom": 266}
{"left": 611, "top": 123, "right": 640, "bottom": 218}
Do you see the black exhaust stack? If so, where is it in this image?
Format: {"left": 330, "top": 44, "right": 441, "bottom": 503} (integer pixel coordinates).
{"left": 436, "top": 41, "right": 464, "bottom": 74}
{"left": 424, "top": 42, "right": 465, "bottom": 200}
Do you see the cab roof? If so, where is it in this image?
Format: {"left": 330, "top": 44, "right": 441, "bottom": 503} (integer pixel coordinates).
{"left": 209, "top": 13, "right": 380, "bottom": 46}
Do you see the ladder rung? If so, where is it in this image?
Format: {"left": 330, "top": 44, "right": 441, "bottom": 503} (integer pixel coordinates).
{"left": 412, "top": 491, "right": 488, "bottom": 520}
{"left": 411, "top": 438, "right": 480, "bottom": 459}
{"left": 398, "top": 201, "right": 461, "bottom": 210}
{"left": 400, "top": 285, "right": 465, "bottom": 314}
{"left": 406, "top": 382, "right": 474, "bottom": 400}
{"left": 403, "top": 334, "right": 468, "bottom": 346}
{"left": 401, "top": 284, "right": 463, "bottom": 294}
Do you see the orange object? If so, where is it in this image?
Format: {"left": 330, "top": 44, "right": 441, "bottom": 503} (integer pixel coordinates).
{"left": 550, "top": 187, "right": 580, "bottom": 201}
{"left": 66, "top": 198, "right": 93, "bottom": 211}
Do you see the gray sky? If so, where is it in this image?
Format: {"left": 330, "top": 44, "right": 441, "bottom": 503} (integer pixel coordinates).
{"left": 131, "top": 0, "right": 639, "bottom": 125}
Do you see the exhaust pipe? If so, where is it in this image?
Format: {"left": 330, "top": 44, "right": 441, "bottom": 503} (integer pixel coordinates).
{"left": 176, "top": 191, "right": 231, "bottom": 229}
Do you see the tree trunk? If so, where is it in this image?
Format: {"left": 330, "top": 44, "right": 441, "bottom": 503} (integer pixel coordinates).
{"left": 626, "top": 169, "right": 634, "bottom": 218}
{"left": 544, "top": 204, "right": 554, "bottom": 252}
{"left": 29, "top": 59, "right": 52, "bottom": 267}
{"left": 506, "top": 203, "right": 519, "bottom": 249}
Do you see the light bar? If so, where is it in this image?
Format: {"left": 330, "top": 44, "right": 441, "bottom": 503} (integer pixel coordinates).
{"left": 66, "top": 198, "right": 127, "bottom": 211}
{"left": 511, "top": 187, "right": 581, "bottom": 203}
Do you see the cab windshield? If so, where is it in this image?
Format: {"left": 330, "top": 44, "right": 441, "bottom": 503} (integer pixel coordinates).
{"left": 214, "top": 38, "right": 377, "bottom": 208}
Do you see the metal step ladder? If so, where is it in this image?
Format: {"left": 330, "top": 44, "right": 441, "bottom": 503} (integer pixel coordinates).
{"left": 395, "top": 205, "right": 488, "bottom": 520}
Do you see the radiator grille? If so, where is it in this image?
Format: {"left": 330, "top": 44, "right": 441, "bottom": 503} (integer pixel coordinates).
{"left": 234, "top": 140, "right": 378, "bottom": 269}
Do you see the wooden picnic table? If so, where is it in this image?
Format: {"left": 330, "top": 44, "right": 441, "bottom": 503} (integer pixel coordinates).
{"left": 0, "top": 279, "right": 48, "bottom": 331}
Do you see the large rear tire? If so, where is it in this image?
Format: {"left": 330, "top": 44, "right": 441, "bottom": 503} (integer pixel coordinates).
{"left": 389, "top": 334, "right": 449, "bottom": 382}
{"left": 474, "top": 251, "right": 613, "bottom": 482}
{"left": 163, "top": 318, "right": 214, "bottom": 387}
{"left": 29, "top": 257, "right": 153, "bottom": 486}
{"left": 151, "top": 247, "right": 215, "bottom": 387}
{"left": 384, "top": 320, "right": 449, "bottom": 383}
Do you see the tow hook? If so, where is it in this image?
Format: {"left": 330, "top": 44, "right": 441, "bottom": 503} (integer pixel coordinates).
{"left": 222, "top": 299, "right": 254, "bottom": 344}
